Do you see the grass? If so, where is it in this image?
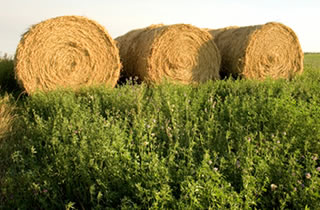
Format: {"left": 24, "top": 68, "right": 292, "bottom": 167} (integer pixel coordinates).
{"left": 0, "top": 95, "right": 15, "bottom": 139}
{"left": 0, "top": 53, "right": 319, "bottom": 209}
{"left": 304, "top": 53, "right": 320, "bottom": 69}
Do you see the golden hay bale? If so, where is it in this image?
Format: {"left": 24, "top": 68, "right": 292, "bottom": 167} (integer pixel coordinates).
{"left": 115, "top": 24, "right": 221, "bottom": 84}
{"left": 15, "top": 16, "right": 121, "bottom": 94}
{"left": 208, "top": 22, "right": 304, "bottom": 79}
{"left": 0, "top": 95, "right": 15, "bottom": 140}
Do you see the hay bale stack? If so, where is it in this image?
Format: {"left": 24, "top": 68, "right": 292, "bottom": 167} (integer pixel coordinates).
{"left": 116, "top": 24, "right": 221, "bottom": 84}
{"left": 15, "top": 16, "right": 121, "bottom": 94}
{"left": 208, "top": 22, "right": 304, "bottom": 79}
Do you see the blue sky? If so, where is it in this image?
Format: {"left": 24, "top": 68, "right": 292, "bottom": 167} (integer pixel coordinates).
{"left": 1, "top": 0, "right": 319, "bottom": 55}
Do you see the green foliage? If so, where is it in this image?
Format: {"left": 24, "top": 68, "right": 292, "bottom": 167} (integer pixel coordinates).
{"left": 0, "top": 55, "right": 320, "bottom": 209}
{"left": 0, "top": 55, "right": 20, "bottom": 93}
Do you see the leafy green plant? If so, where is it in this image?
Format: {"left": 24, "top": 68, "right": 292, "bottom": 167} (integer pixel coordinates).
{"left": 0, "top": 57, "right": 320, "bottom": 209}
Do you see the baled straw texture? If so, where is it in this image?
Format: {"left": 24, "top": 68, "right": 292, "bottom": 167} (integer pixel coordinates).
{"left": 208, "top": 22, "right": 304, "bottom": 79}
{"left": 15, "top": 16, "right": 121, "bottom": 93}
{"left": 116, "top": 24, "right": 221, "bottom": 84}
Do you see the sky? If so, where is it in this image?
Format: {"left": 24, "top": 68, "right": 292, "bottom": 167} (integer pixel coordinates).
{"left": 1, "top": 0, "right": 319, "bottom": 56}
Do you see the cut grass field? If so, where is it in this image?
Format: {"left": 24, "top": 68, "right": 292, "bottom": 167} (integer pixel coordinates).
{"left": 304, "top": 53, "right": 320, "bottom": 69}
{"left": 0, "top": 53, "right": 319, "bottom": 209}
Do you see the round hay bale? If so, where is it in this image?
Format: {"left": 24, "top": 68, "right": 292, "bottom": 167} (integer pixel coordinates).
{"left": 15, "top": 16, "right": 121, "bottom": 93}
{"left": 115, "top": 24, "right": 221, "bottom": 84}
{"left": 208, "top": 22, "right": 304, "bottom": 79}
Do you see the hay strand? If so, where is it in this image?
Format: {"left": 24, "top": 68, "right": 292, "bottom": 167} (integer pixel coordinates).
{"left": 116, "top": 24, "right": 221, "bottom": 84}
{"left": 15, "top": 16, "right": 121, "bottom": 93}
{"left": 208, "top": 22, "right": 304, "bottom": 79}
{"left": 0, "top": 95, "right": 15, "bottom": 140}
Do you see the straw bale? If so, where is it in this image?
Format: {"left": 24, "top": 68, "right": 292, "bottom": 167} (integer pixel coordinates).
{"left": 208, "top": 22, "right": 304, "bottom": 79}
{"left": 15, "top": 16, "right": 121, "bottom": 93}
{"left": 116, "top": 24, "right": 221, "bottom": 84}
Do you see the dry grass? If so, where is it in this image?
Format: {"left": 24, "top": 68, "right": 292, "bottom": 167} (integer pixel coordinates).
{"left": 208, "top": 22, "right": 304, "bottom": 79}
{"left": 0, "top": 95, "right": 15, "bottom": 140}
{"left": 15, "top": 16, "right": 121, "bottom": 94}
{"left": 116, "top": 24, "right": 221, "bottom": 84}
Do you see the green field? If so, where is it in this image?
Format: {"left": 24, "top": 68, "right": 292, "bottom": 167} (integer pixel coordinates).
{"left": 304, "top": 53, "right": 320, "bottom": 69}
{"left": 0, "top": 54, "right": 320, "bottom": 209}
